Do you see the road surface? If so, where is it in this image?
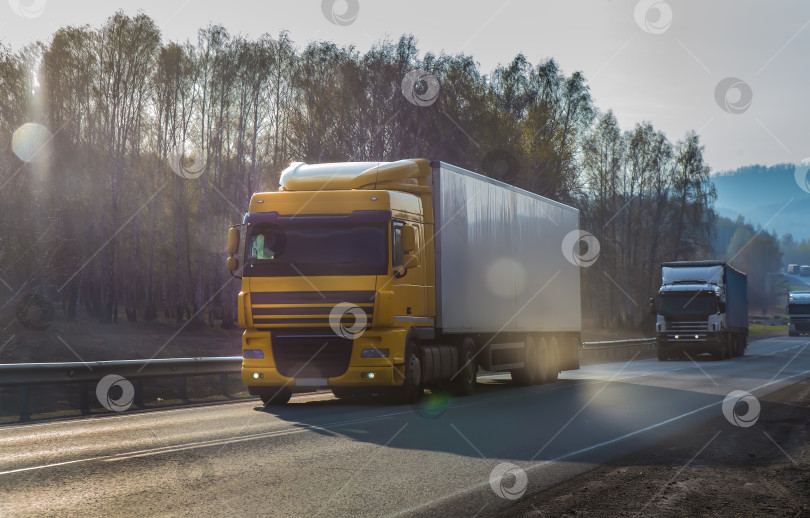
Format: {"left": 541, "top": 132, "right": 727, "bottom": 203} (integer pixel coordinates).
{"left": 1, "top": 336, "right": 808, "bottom": 517}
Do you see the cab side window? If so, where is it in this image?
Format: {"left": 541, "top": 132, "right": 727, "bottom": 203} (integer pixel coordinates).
{"left": 392, "top": 221, "right": 404, "bottom": 267}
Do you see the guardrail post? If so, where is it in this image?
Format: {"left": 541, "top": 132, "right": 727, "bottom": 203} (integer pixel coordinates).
{"left": 79, "top": 383, "right": 90, "bottom": 414}
{"left": 179, "top": 376, "right": 188, "bottom": 401}
{"left": 133, "top": 379, "right": 144, "bottom": 408}
{"left": 219, "top": 374, "right": 229, "bottom": 396}
{"left": 19, "top": 385, "right": 31, "bottom": 422}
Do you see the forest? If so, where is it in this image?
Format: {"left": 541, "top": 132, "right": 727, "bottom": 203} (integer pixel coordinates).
{"left": 0, "top": 11, "right": 730, "bottom": 334}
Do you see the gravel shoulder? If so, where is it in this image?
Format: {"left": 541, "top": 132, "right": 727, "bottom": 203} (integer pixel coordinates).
{"left": 497, "top": 378, "right": 810, "bottom": 518}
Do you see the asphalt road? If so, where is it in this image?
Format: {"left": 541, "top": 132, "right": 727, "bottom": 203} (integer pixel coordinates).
{"left": 1, "top": 336, "right": 809, "bottom": 517}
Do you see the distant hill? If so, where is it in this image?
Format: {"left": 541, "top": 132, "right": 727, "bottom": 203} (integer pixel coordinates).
{"left": 711, "top": 163, "right": 810, "bottom": 240}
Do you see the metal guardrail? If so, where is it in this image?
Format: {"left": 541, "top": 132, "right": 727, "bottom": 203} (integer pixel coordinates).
{"left": 0, "top": 339, "right": 657, "bottom": 422}
{"left": 580, "top": 338, "right": 656, "bottom": 363}
{"left": 0, "top": 357, "right": 242, "bottom": 422}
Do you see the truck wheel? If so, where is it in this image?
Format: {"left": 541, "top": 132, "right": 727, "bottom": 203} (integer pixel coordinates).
{"left": 259, "top": 387, "right": 292, "bottom": 406}
{"left": 512, "top": 336, "right": 538, "bottom": 386}
{"left": 789, "top": 331, "right": 798, "bottom": 337}
{"left": 391, "top": 340, "right": 422, "bottom": 404}
{"left": 545, "top": 337, "right": 560, "bottom": 383}
{"left": 449, "top": 338, "right": 477, "bottom": 396}
{"left": 657, "top": 348, "right": 668, "bottom": 361}
{"left": 731, "top": 335, "right": 745, "bottom": 358}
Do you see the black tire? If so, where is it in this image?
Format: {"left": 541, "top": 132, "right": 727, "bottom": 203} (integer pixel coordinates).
{"left": 657, "top": 348, "right": 668, "bottom": 361}
{"left": 731, "top": 335, "right": 745, "bottom": 358}
{"left": 259, "top": 387, "right": 292, "bottom": 406}
{"left": 512, "top": 336, "right": 537, "bottom": 386}
{"left": 449, "top": 338, "right": 477, "bottom": 396}
{"left": 391, "top": 339, "right": 423, "bottom": 404}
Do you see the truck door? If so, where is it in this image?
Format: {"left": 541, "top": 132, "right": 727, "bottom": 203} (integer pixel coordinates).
{"left": 390, "top": 220, "right": 427, "bottom": 319}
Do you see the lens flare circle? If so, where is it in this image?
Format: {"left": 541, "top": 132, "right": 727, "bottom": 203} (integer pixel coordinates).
{"left": 11, "top": 123, "right": 51, "bottom": 163}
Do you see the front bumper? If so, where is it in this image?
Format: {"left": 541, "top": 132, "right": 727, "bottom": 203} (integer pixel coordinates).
{"left": 241, "top": 365, "right": 400, "bottom": 390}
{"left": 240, "top": 327, "right": 408, "bottom": 390}
{"left": 656, "top": 332, "right": 723, "bottom": 353}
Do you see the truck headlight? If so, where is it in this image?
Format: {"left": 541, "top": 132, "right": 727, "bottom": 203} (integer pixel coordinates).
{"left": 361, "top": 348, "right": 389, "bottom": 359}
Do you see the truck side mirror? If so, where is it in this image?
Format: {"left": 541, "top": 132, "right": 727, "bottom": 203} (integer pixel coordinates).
{"left": 226, "top": 256, "right": 239, "bottom": 272}
{"left": 404, "top": 254, "right": 420, "bottom": 269}
{"left": 401, "top": 225, "right": 416, "bottom": 253}
{"left": 648, "top": 297, "right": 656, "bottom": 315}
{"left": 227, "top": 227, "right": 241, "bottom": 256}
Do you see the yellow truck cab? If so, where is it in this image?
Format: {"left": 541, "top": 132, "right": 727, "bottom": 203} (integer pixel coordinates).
{"left": 226, "top": 159, "right": 582, "bottom": 404}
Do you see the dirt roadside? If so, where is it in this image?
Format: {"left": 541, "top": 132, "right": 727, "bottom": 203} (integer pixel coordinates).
{"left": 497, "top": 379, "right": 810, "bottom": 518}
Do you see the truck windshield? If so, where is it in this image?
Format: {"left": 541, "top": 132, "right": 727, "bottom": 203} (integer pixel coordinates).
{"left": 244, "top": 222, "right": 387, "bottom": 276}
{"left": 788, "top": 303, "right": 810, "bottom": 315}
{"left": 658, "top": 293, "right": 718, "bottom": 317}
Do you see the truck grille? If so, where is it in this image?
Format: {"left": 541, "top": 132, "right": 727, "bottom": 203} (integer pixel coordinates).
{"left": 664, "top": 320, "right": 709, "bottom": 340}
{"left": 271, "top": 330, "right": 353, "bottom": 379}
{"left": 251, "top": 290, "right": 374, "bottom": 328}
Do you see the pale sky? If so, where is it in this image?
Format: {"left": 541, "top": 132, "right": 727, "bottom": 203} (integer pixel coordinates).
{"left": 2, "top": 0, "right": 809, "bottom": 173}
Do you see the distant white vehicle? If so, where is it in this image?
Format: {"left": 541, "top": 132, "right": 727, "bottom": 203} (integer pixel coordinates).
{"left": 787, "top": 264, "right": 799, "bottom": 275}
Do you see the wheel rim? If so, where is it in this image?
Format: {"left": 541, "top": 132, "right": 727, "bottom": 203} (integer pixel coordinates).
{"left": 463, "top": 349, "right": 475, "bottom": 384}
{"left": 536, "top": 338, "right": 548, "bottom": 382}
{"left": 407, "top": 353, "right": 421, "bottom": 388}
